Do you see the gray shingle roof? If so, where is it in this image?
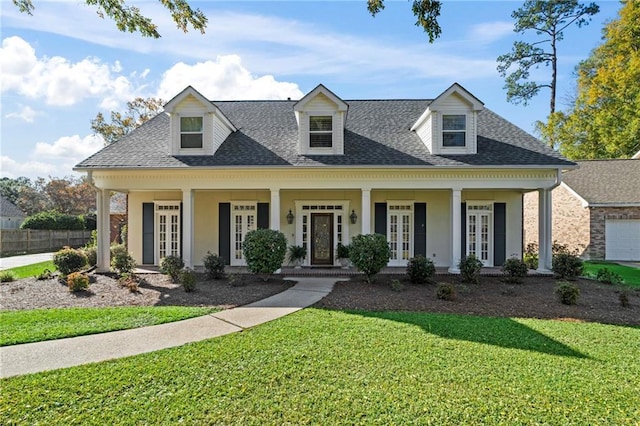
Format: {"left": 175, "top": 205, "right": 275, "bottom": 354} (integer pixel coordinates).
{"left": 563, "top": 159, "right": 640, "bottom": 205}
{"left": 76, "top": 99, "right": 574, "bottom": 169}
{"left": 0, "top": 196, "right": 25, "bottom": 218}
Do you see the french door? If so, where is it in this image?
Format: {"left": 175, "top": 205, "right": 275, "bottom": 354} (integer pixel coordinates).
{"left": 231, "top": 204, "right": 256, "bottom": 265}
{"left": 388, "top": 204, "right": 412, "bottom": 266}
{"left": 467, "top": 204, "right": 492, "bottom": 266}
{"left": 157, "top": 204, "right": 180, "bottom": 261}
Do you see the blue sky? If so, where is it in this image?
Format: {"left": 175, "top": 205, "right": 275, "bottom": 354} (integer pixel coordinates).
{"left": 1, "top": 0, "right": 622, "bottom": 180}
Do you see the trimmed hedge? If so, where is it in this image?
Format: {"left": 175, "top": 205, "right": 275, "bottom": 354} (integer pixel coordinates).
{"left": 21, "top": 210, "right": 85, "bottom": 230}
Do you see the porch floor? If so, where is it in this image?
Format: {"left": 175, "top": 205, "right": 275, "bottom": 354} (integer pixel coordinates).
{"left": 134, "top": 265, "right": 553, "bottom": 277}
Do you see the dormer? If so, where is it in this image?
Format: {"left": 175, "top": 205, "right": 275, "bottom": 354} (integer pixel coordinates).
{"left": 410, "top": 83, "right": 484, "bottom": 155}
{"left": 294, "top": 84, "right": 348, "bottom": 155}
{"left": 164, "top": 86, "right": 236, "bottom": 156}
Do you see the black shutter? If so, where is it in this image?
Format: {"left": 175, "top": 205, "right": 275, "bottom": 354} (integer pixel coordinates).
{"left": 414, "top": 203, "right": 427, "bottom": 257}
{"left": 257, "top": 203, "right": 269, "bottom": 229}
{"left": 142, "top": 203, "right": 154, "bottom": 264}
{"left": 461, "top": 202, "right": 467, "bottom": 259}
{"left": 219, "top": 203, "right": 231, "bottom": 265}
{"left": 374, "top": 203, "right": 387, "bottom": 236}
{"left": 494, "top": 202, "right": 506, "bottom": 266}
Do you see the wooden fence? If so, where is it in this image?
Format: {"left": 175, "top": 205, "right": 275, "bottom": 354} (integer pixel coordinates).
{"left": 0, "top": 230, "right": 92, "bottom": 257}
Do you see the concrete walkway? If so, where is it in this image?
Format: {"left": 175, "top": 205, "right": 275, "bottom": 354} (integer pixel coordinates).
{"left": 0, "top": 252, "right": 55, "bottom": 270}
{"left": 0, "top": 277, "right": 348, "bottom": 378}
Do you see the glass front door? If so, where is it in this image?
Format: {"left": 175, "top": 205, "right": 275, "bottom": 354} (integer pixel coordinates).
{"left": 157, "top": 207, "right": 180, "bottom": 261}
{"left": 388, "top": 205, "right": 412, "bottom": 266}
{"left": 311, "top": 213, "right": 333, "bottom": 265}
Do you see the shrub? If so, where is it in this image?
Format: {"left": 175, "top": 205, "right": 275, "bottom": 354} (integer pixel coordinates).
{"left": 619, "top": 291, "right": 630, "bottom": 308}
{"left": 179, "top": 268, "right": 197, "bottom": 292}
{"left": 81, "top": 213, "right": 97, "bottom": 231}
{"left": 336, "top": 243, "right": 350, "bottom": 260}
{"left": 226, "top": 273, "right": 243, "bottom": 287}
{"left": 66, "top": 272, "right": 90, "bottom": 292}
{"left": 242, "top": 229, "right": 287, "bottom": 281}
{"left": 552, "top": 253, "right": 583, "bottom": 280}
{"left": 120, "top": 224, "right": 128, "bottom": 247}
{"left": 596, "top": 268, "right": 623, "bottom": 285}
{"left": 501, "top": 257, "right": 528, "bottom": 284}
{"left": 555, "top": 281, "right": 580, "bottom": 305}
{"left": 82, "top": 246, "right": 97, "bottom": 267}
{"left": 110, "top": 244, "right": 136, "bottom": 275}
{"left": 203, "top": 252, "right": 225, "bottom": 279}
{"left": 21, "top": 210, "right": 85, "bottom": 230}
{"left": 287, "top": 245, "right": 307, "bottom": 265}
{"left": 390, "top": 279, "right": 404, "bottom": 292}
{"left": 85, "top": 230, "right": 98, "bottom": 248}
{"left": 436, "top": 282, "right": 456, "bottom": 301}
{"left": 159, "top": 255, "right": 185, "bottom": 282}
{"left": 118, "top": 273, "right": 141, "bottom": 293}
{"left": 552, "top": 241, "right": 572, "bottom": 256}
{"left": 523, "top": 242, "right": 539, "bottom": 270}
{"left": 0, "top": 271, "right": 17, "bottom": 282}
{"left": 53, "top": 247, "right": 87, "bottom": 276}
{"left": 406, "top": 255, "right": 435, "bottom": 284}
{"left": 349, "top": 234, "right": 391, "bottom": 284}
{"left": 36, "top": 269, "right": 55, "bottom": 280}
{"left": 458, "top": 254, "right": 483, "bottom": 284}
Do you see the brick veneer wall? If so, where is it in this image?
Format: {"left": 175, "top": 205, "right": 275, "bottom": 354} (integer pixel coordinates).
{"left": 110, "top": 214, "right": 127, "bottom": 244}
{"left": 523, "top": 185, "right": 591, "bottom": 257}
{"left": 588, "top": 207, "right": 640, "bottom": 260}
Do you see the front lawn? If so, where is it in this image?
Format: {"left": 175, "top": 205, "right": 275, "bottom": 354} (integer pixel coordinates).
{"left": 1, "top": 260, "right": 56, "bottom": 279}
{"left": 0, "top": 306, "right": 219, "bottom": 346}
{"left": 2, "top": 309, "right": 638, "bottom": 424}
{"left": 583, "top": 261, "right": 640, "bottom": 287}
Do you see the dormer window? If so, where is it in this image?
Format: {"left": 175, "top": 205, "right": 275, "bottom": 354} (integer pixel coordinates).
{"left": 180, "top": 116, "right": 203, "bottom": 149}
{"left": 309, "top": 115, "right": 333, "bottom": 148}
{"left": 442, "top": 115, "right": 466, "bottom": 147}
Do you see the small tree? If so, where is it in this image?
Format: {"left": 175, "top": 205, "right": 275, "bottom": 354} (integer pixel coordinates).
{"left": 242, "top": 229, "right": 287, "bottom": 281}
{"left": 349, "top": 234, "right": 391, "bottom": 284}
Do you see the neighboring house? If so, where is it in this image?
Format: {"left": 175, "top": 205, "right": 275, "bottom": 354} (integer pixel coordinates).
{"left": 524, "top": 158, "right": 640, "bottom": 261}
{"left": 75, "top": 83, "right": 575, "bottom": 272}
{"left": 0, "top": 196, "right": 26, "bottom": 229}
{"left": 110, "top": 192, "right": 127, "bottom": 243}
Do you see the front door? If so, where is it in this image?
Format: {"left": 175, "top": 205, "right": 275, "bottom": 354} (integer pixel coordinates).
{"left": 388, "top": 206, "right": 412, "bottom": 266}
{"left": 157, "top": 208, "right": 180, "bottom": 261}
{"left": 311, "top": 213, "right": 333, "bottom": 265}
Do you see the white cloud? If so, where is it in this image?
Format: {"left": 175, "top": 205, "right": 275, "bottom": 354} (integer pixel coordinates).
{"left": 469, "top": 21, "right": 514, "bottom": 44}
{"left": 0, "top": 36, "right": 141, "bottom": 107}
{"left": 157, "top": 55, "right": 304, "bottom": 101}
{"left": 1, "top": 134, "right": 104, "bottom": 180}
{"left": 5, "top": 105, "right": 40, "bottom": 123}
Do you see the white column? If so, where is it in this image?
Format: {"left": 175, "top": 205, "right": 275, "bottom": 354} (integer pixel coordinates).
{"left": 449, "top": 188, "right": 462, "bottom": 274}
{"left": 270, "top": 189, "right": 280, "bottom": 231}
{"left": 97, "top": 189, "right": 111, "bottom": 272}
{"left": 361, "top": 188, "right": 371, "bottom": 235}
{"left": 182, "top": 189, "right": 193, "bottom": 268}
{"left": 537, "top": 188, "right": 552, "bottom": 272}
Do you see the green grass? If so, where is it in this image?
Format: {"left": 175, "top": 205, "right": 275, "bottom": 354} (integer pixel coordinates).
{"left": 0, "top": 306, "right": 219, "bottom": 346}
{"left": 583, "top": 261, "right": 640, "bottom": 287}
{"left": 1, "top": 260, "right": 56, "bottom": 279}
{"left": 2, "top": 309, "right": 638, "bottom": 424}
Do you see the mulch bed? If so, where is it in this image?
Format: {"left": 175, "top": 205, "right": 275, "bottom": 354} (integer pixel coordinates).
{"left": 315, "top": 275, "right": 640, "bottom": 326}
{"left": 1, "top": 272, "right": 638, "bottom": 326}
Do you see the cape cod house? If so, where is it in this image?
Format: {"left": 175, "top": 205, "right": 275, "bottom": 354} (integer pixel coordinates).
{"left": 75, "top": 83, "right": 575, "bottom": 273}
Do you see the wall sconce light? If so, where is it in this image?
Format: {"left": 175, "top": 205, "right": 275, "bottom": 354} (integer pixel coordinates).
{"left": 350, "top": 209, "right": 358, "bottom": 224}
{"left": 286, "top": 209, "right": 294, "bottom": 224}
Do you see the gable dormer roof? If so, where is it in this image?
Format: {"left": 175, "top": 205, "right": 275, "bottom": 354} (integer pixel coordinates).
{"left": 164, "top": 85, "right": 236, "bottom": 132}
{"left": 410, "top": 82, "right": 483, "bottom": 132}
{"left": 293, "top": 84, "right": 348, "bottom": 112}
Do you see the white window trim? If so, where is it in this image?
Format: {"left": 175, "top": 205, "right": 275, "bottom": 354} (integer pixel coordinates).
{"left": 309, "top": 115, "right": 333, "bottom": 149}
{"left": 305, "top": 111, "right": 336, "bottom": 155}
{"left": 293, "top": 201, "right": 350, "bottom": 266}
{"left": 179, "top": 114, "right": 205, "bottom": 152}
{"left": 440, "top": 112, "right": 469, "bottom": 153}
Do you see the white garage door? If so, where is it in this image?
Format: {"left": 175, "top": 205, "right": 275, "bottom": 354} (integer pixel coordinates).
{"left": 605, "top": 219, "right": 640, "bottom": 261}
